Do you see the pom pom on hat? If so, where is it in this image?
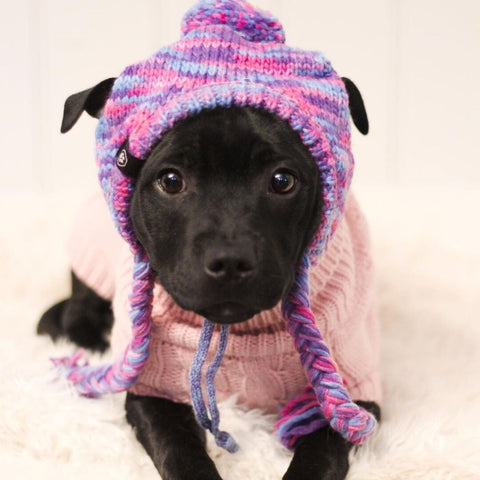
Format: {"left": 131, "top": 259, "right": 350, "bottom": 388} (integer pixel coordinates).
{"left": 181, "top": 0, "right": 286, "bottom": 43}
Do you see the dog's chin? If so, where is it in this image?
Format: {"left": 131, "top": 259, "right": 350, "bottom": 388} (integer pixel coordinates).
{"left": 196, "top": 302, "right": 260, "bottom": 325}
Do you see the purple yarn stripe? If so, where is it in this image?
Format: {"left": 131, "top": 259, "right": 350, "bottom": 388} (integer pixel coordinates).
{"left": 280, "top": 254, "right": 377, "bottom": 445}
{"left": 189, "top": 319, "right": 239, "bottom": 453}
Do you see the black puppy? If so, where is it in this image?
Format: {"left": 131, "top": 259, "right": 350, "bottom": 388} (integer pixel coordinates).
{"left": 38, "top": 80, "right": 380, "bottom": 480}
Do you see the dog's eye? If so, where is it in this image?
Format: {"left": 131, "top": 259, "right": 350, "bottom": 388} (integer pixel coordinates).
{"left": 271, "top": 170, "right": 296, "bottom": 194}
{"left": 156, "top": 170, "right": 186, "bottom": 194}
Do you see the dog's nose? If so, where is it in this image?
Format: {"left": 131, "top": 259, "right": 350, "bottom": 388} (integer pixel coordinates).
{"left": 204, "top": 250, "right": 255, "bottom": 282}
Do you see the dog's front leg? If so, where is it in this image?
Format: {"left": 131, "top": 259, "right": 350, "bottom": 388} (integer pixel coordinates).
{"left": 283, "top": 401, "right": 381, "bottom": 480}
{"left": 125, "top": 393, "right": 223, "bottom": 480}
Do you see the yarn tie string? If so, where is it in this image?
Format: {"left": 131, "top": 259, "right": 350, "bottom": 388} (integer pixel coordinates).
{"left": 50, "top": 249, "right": 155, "bottom": 396}
{"left": 189, "top": 318, "right": 239, "bottom": 453}
{"left": 280, "top": 254, "right": 377, "bottom": 446}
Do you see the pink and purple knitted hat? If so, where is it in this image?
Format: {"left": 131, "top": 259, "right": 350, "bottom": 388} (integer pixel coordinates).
{"left": 55, "top": 0, "right": 376, "bottom": 452}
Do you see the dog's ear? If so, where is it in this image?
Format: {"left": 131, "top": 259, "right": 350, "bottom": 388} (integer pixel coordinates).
{"left": 341, "top": 77, "right": 369, "bottom": 135}
{"left": 61, "top": 77, "right": 116, "bottom": 133}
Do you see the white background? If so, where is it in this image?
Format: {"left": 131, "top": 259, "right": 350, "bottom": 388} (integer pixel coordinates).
{"left": 1, "top": 4, "right": 480, "bottom": 479}
{"left": 1, "top": 0, "right": 479, "bottom": 194}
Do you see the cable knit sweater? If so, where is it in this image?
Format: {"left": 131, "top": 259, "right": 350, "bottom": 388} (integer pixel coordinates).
{"left": 69, "top": 191, "right": 381, "bottom": 412}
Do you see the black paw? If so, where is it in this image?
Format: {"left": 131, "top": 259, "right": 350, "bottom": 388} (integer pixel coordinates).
{"left": 62, "top": 301, "right": 112, "bottom": 352}
{"left": 283, "top": 452, "right": 349, "bottom": 480}
{"left": 37, "top": 298, "right": 111, "bottom": 352}
{"left": 161, "top": 457, "right": 223, "bottom": 480}
{"left": 125, "top": 394, "right": 223, "bottom": 480}
{"left": 283, "top": 427, "right": 350, "bottom": 480}
{"left": 37, "top": 299, "right": 69, "bottom": 341}
{"left": 37, "top": 271, "right": 113, "bottom": 353}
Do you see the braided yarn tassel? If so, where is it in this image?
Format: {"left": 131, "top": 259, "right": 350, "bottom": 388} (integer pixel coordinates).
{"left": 189, "top": 319, "right": 239, "bottom": 453}
{"left": 275, "top": 385, "right": 328, "bottom": 449}
{"left": 280, "top": 254, "right": 377, "bottom": 446}
{"left": 51, "top": 249, "right": 155, "bottom": 396}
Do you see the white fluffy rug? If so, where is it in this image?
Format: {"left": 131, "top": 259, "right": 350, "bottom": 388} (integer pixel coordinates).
{"left": 1, "top": 187, "right": 479, "bottom": 480}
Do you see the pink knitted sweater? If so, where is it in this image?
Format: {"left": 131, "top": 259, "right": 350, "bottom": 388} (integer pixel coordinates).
{"left": 69, "top": 192, "right": 381, "bottom": 412}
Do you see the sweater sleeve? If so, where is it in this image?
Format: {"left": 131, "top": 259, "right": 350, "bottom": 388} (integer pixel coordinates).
{"left": 67, "top": 192, "right": 123, "bottom": 301}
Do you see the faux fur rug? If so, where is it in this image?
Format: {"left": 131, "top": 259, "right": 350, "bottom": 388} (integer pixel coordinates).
{"left": 1, "top": 187, "right": 479, "bottom": 480}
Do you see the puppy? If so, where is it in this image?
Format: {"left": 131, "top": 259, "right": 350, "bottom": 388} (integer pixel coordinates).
{"left": 39, "top": 103, "right": 379, "bottom": 480}
{"left": 38, "top": 1, "right": 381, "bottom": 478}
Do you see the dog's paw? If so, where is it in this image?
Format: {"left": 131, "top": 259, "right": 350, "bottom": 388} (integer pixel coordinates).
{"left": 161, "top": 455, "right": 224, "bottom": 480}
{"left": 63, "top": 319, "right": 110, "bottom": 352}
{"left": 37, "top": 297, "right": 111, "bottom": 352}
{"left": 37, "top": 299, "right": 69, "bottom": 340}
{"left": 283, "top": 458, "right": 349, "bottom": 480}
{"left": 282, "top": 427, "right": 350, "bottom": 480}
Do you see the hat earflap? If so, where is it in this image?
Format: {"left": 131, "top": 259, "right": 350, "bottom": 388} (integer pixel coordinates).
{"left": 52, "top": 248, "right": 155, "bottom": 395}
{"left": 279, "top": 254, "right": 377, "bottom": 446}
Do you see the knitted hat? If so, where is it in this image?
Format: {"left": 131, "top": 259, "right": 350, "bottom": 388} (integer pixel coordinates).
{"left": 54, "top": 0, "right": 376, "bottom": 452}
